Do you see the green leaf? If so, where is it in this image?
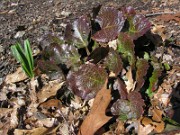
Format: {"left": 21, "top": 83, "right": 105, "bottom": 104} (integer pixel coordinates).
{"left": 146, "top": 68, "right": 162, "bottom": 97}
{"left": 11, "top": 40, "right": 34, "bottom": 78}
{"left": 24, "top": 39, "right": 34, "bottom": 72}
{"left": 117, "top": 33, "right": 136, "bottom": 67}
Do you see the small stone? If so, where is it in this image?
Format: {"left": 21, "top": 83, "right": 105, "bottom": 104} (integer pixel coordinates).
{"left": 14, "top": 31, "right": 25, "bottom": 38}
{"left": 61, "top": 11, "right": 71, "bottom": 17}
{"left": 0, "top": 45, "right": 4, "bottom": 53}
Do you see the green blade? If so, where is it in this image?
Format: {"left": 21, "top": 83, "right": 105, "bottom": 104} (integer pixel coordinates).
{"left": 24, "top": 39, "right": 34, "bottom": 71}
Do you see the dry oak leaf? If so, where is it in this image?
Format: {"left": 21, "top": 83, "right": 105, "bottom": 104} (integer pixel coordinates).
{"left": 156, "top": 13, "right": 180, "bottom": 24}
{"left": 152, "top": 108, "right": 163, "bottom": 122}
{"left": 78, "top": 81, "right": 112, "bottom": 135}
{"left": 14, "top": 125, "right": 60, "bottom": 135}
{"left": 5, "top": 67, "right": 27, "bottom": 84}
{"left": 37, "top": 81, "right": 64, "bottom": 103}
{"left": 141, "top": 117, "right": 165, "bottom": 133}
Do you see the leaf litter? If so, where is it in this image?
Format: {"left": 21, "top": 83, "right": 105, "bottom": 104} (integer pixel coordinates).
{"left": 1, "top": 4, "right": 180, "bottom": 135}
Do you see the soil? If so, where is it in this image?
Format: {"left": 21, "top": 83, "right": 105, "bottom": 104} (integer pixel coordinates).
{"left": 0, "top": 0, "right": 180, "bottom": 134}
{"left": 0, "top": 0, "right": 180, "bottom": 82}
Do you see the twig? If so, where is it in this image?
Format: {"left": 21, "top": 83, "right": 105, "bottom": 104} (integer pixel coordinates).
{"left": 145, "top": 12, "right": 176, "bottom": 17}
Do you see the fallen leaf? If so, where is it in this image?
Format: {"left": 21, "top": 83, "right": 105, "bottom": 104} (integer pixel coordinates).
{"left": 156, "top": 13, "right": 180, "bottom": 24}
{"left": 153, "top": 121, "right": 165, "bottom": 133}
{"left": 78, "top": 81, "right": 112, "bottom": 135}
{"left": 125, "top": 67, "right": 134, "bottom": 92}
{"left": 151, "top": 24, "right": 172, "bottom": 41}
{"left": 138, "top": 124, "right": 154, "bottom": 135}
{"left": 37, "top": 81, "right": 64, "bottom": 103}
{"left": 5, "top": 67, "right": 27, "bottom": 84}
{"left": 115, "top": 120, "right": 125, "bottom": 134}
{"left": 152, "top": 108, "right": 163, "bottom": 122}
{"left": 39, "top": 99, "right": 62, "bottom": 109}
{"left": 14, "top": 125, "right": 60, "bottom": 135}
{"left": 0, "top": 108, "right": 13, "bottom": 118}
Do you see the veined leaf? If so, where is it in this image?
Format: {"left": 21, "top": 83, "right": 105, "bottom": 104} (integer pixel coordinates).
{"left": 44, "top": 43, "right": 81, "bottom": 68}
{"left": 104, "top": 48, "right": 123, "bottom": 76}
{"left": 92, "top": 6, "right": 125, "bottom": 42}
{"left": 111, "top": 91, "right": 145, "bottom": 120}
{"left": 135, "top": 58, "right": 149, "bottom": 91}
{"left": 65, "top": 15, "right": 91, "bottom": 48}
{"left": 67, "top": 63, "right": 107, "bottom": 100}
{"left": 128, "top": 14, "right": 151, "bottom": 40}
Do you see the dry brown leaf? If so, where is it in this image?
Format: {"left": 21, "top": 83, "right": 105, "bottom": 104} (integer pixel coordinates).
{"left": 14, "top": 125, "right": 59, "bottom": 135}
{"left": 153, "top": 121, "right": 165, "bottom": 133}
{"left": 0, "top": 108, "right": 13, "bottom": 117}
{"left": 5, "top": 67, "right": 27, "bottom": 84}
{"left": 78, "top": 81, "right": 112, "bottom": 135}
{"left": 141, "top": 117, "right": 153, "bottom": 126}
{"left": 152, "top": 108, "right": 163, "bottom": 122}
{"left": 37, "top": 81, "right": 64, "bottom": 103}
{"left": 138, "top": 124, "right": 154, "bottom": 135}
{"left": 151, "top": 24, "right": 172, "bottom": 41}
{"left": 125, "top": 67, "right": 134, "bottom": 93}
{"left": 156, "top": 13, "right": 180, "bottom": 24}
{"left": 39, "top": 99, "right": 62, "bottom": 109}
{"left": 115, "top": 121, "right": 125, "bottom": 134}
{"left": 141, "top": 117, "right": 165, "bottom": 133}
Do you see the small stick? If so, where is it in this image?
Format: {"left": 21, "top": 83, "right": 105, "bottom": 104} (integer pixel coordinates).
{"left": 145, "top": 12, "right": 176, "bottom": 17}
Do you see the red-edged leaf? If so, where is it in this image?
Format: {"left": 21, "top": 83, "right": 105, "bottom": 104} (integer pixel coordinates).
{"left": 104, "top": 48, "right": 123, "bottom": 76}
{"left": 113, "top": 79, "right": 128, "bottom": 99}
{"left": 92, "top": 7, "right": 125, "bottom": 42}
{"left": 65, "top": 15, "right": 91, "bottom": 48}
{"left": 66, "top": 63, "right": 107, "bottom": 100}
{"left": 111, "top": 91, "right": 145, "bottom": 120}
{"left": 135, "top": 58, "right": 149, "bottom": 91}
{"left": 128, "top": 14, "right": 151, "bottom": 40}
{"left": 43, "top": 43, "right": 81, "bottom": 68}
{"left": 87, "top": 47, "right": 109, "bottom": 64}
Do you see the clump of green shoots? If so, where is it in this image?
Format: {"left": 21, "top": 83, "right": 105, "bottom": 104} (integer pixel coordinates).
{"left": 11, "top": 39, "right": 34, "bottom": 78}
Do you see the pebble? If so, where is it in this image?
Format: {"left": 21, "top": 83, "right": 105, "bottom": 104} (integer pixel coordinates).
{"left": 14, "top": 31, "right": 25, "bottom": 38}
{"left": 0, "top": 45, "right": 4, "bottom": 53}
{"left": 61, "top": 11, "right": 71, "bottom": 17}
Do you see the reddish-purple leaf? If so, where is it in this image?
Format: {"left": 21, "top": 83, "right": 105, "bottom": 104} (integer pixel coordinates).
{"left": 128, "top": 91, "right": 145, "bottom": 118}
{"left": 121, "top": 6, "right": 136, "bottom": 18}
{"left": 111, "top": 91, "right": 145, "bottom": 120}
{"left": 113, "top": 79, "right": 128, "bottom": 99}
{"left": 135, "top": 58, "right": 149, "bottom": 91}
{"left": 104, "top": 48, "right": 123, "bottom": 76}
{"left": 66, "top": 63, "right": 107, "bottom": 100}
{"left": 65, "top": 15, "right": 91, "bottom": 48}
{"left": 117, "top": 33, "right": 136, "bottom": 67}
{"left": 37, "top": 59, "right": 60, "bottom": 73}
{"left": 39, "top": 34, "right": 64, "bottom": 50}
{"left": 44, "top": 43, "right": 81, "bottom": 68}
{"left": 87, "top": 47, "right": 109, "bottom": 64}
{"left": 92, "top": 7, "right": 125, "bottom": 42}
{"left": 128, "top": 14, "right": 151, "bottom": 40}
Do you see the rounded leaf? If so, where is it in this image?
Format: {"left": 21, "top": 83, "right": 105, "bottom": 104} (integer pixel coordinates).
{"left": 67, "top": 63, "right": 107, "bottom": 100}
